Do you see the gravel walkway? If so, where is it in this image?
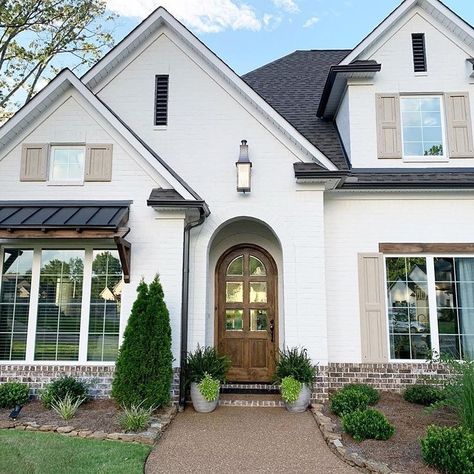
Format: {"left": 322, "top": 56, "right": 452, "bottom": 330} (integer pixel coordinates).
{"left": 146, "top": 406, "right": 357, "bottom": 473}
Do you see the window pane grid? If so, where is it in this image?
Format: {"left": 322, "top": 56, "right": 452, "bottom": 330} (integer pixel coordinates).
{"left": 50, "top": 147, "right": 85, "bottom": 182}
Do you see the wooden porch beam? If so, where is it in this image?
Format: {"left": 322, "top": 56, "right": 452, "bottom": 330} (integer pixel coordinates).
{"left": 379, "top": 243, "right": 474, "bottom": 254}
{"left": 0, "top": 227, "right": 130, "bottom": 240}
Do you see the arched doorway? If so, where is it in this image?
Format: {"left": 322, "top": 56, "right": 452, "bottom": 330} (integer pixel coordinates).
{"left": 216, "top": 244, "right": 278, "bottom": 382}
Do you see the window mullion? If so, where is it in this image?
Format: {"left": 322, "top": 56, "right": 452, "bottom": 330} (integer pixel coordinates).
{"left": 26, "top": 248, "right": 41, "bottom": 363}
{"left": 78, "top": 249, "right": 93, "bottom": 363}
{"left": 427, "top": 257, "right": 440, "bottom": 356}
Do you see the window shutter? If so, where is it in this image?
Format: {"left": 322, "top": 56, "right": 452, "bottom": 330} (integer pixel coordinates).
{"left": 445, "top": 93, "right": 474, "bottom": 158}
{"left": 376, "top": 93, "right": 402, "bottom": 159}
{"left": 84, "top": 144, "right": 113, "bottom": 182}
{"left": 358, "top": 253, "right": 389, "bottom": 363}
{"left": 20, "top": 144, "right": 49, "bottom": 181}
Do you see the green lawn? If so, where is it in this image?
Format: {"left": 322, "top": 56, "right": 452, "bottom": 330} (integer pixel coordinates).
{"left": 0, "top": 430, "right": 151, "bottom": 474}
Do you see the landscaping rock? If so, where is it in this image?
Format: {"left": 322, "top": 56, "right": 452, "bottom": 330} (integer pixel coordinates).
{"left": 107, "top": 433, "right": 122, "bottom": 440}
{"left": 14, "top": 425, "right": 25, "bottom": 431}
{"left": 57, "top": 426, "right": 74, "bottom": 434}
{"left": 0, "top": 421, "right": 15, "bottom": 429}
{"left": 77, "top": 430, "right": 93, "bottom": 438}
{"left": 39, "top": 425, "right": 55, "bottom": 432}
{"left": 90, "top": 430, "right": 106, "bottom": 440}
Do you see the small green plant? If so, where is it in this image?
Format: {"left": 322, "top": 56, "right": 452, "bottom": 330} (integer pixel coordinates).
{"left": 404, "top": 384, "right": 445, "bottom": 406}
{"left": 342, "top": 408, "right": 395, "bottom": 442}
{"left": 185, "top": 346, "right": 231, "bottom": 385}
{"left": 50, "top": 394, "right": 85, "bottom": 420}
{"left": 0, "top": 382, "right": 30, "bottom": 408}
{"left": 197, "top": 373, "right": 220, "bottom": 402}
{"left": 280, "top": 376, "right": 302, "bottom": 404}
{"left": 118, "top": 402, "right": 155, "bottom": 432}
{"left": 343, "top": 384, "right": 380, "bottom": 405}
{"left": 330, "top": 388, "right": 370, "bottom": 417}
{"left": 421, "top": 425, "right": 474, "bottom": 474}
{"left": 40, "top": 376, "right": 88, "bottom": 408}
{"left": 274, "top": 347, "right": 317, "bottom": 386}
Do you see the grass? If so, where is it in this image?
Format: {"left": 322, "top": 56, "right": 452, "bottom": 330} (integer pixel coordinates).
{"left": 0, "top": 430, "right": 151, "bottom": 474}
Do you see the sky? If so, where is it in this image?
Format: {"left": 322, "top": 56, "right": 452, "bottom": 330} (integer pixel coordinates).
{"left": 105, "top": 0, "right": 474, "bottom": 75}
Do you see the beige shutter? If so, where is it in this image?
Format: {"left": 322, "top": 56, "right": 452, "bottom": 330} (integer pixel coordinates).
{"left": 85, "top": 144, "right": 113, "bottom": 181}
{"left": 358, "top": 253, "right": 389, "bottom": 363}
{"left": 376, "top": 93, "right": 402, "bottom": 159}
{"left": 445, "top": 92, "right": 474, "bottom": 158}
{"left": 20, "top": 144, "right": 49, "bottom": 181}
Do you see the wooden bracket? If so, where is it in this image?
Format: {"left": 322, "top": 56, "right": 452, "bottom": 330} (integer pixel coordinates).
{"left": 114, "top": 236, "right": 131, "bottom": 283}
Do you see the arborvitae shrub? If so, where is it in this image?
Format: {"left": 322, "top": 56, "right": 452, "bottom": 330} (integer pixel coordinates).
{"left": 112, "top": 276, "right": 173, "bottom": 408}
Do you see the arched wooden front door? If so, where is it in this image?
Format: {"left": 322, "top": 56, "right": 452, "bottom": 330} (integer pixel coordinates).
{"left": 216, "top": 245, "right": 278, "bottom": 382}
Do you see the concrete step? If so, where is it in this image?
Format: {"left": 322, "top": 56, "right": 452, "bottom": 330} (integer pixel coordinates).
{"left": 219, "top": 393, "right": 285, "bottom": 408}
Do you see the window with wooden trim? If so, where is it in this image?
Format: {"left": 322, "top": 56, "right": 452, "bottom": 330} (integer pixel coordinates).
{"left": 154, "top": 75, "right": 169, "bottom": 126}
{"left": 0, "top": 246, "right": 122, "bottom": 363}
{"left": 412, "top": 33, "right": 427, "bottom": 72}
{"left": 385, "top": 256, "right": 474, "bottom": 360}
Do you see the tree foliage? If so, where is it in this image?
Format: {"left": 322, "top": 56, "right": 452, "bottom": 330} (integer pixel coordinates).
{"left": 112, "top": 276, "right": 173, "bottom": 409}
{"left": 0, "top": 0, "right": 116, "bottom": 122}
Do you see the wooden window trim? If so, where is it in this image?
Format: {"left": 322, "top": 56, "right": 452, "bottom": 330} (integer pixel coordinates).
{"left": 379, "top": 243, "right": 474, "bottom": 254}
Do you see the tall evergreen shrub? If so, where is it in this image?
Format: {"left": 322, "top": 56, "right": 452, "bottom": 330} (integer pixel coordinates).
{"left": 112, "top": 276, "right": 173, "bottom": 408}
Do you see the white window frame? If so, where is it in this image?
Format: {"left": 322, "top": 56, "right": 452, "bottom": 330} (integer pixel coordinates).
{"left": 48, "top": 145, "right": 86, "bottom": 185}
{"left": 400, "top": 95, "right": 448, "bottom": 163}
{"left": 0, "top": 244, "right": 120, "bottom": 366}
{"left": 384, "top": 254, "right": 474, "bottom": 362}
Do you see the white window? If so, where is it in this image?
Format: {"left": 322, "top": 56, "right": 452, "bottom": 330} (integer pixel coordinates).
{"left": 0, "top": 246, "right": 122, "bottom": 363}
{"left": 400, "top": 96, "right": 446, "bottom": 161}
{"left": 385, "top": 256, "right": 474, "bottom": 361}
{"left": 49, "top": 146, "right": 85, "bottom": 183}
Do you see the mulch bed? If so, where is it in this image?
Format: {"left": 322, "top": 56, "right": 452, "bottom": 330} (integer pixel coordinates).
{"left": 325, "top": 392, "right": 458, "bottom": 473}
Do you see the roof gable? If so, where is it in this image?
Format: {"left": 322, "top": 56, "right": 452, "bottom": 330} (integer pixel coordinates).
{"left": 81, "top": 7, "right": 337, "bottom": 171}
{"left": 341, "top": 0, "right": 474, "bottom": 65}
{"left": 0, "top": 69, "right": 199, "bottom": 201}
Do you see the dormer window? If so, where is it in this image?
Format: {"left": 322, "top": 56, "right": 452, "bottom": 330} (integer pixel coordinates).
{"left": 412, "top": 33, "right": 427, "bottom": 72}
{"left": 400, "top": 96, "right": 446, "bottom": 160}
{"left": 49, "top": 145, "right": 85, "bottom": 183}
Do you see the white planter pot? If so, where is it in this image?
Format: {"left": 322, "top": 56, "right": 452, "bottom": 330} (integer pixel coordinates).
{"left": 284, "top": 383, "right": 311, "bottom": 413}
{"left": 190, "top": 382, "right": 219, "bottom": 413}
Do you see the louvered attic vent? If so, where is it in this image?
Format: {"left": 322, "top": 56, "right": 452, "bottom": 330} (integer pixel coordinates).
{"left": 155, "top": 75, "right": 169, "bottom": 126}
{"left": 412, "top": 33, "right": 427, "bottom": 72}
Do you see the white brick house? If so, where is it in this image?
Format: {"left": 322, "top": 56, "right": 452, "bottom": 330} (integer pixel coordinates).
{"left": 1, "top": 0, "right": 474, "bottom": 403}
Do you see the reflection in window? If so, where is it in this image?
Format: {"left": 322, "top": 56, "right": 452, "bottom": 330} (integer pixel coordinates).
{"left": 225, "top": 309, "right": 243, "bottom": 331}
{"left": 227, "top": 256, "right": 243, "bottom": 276}
{"left": 386, "top": 257, "right": 430, "bottom": 359}
{"left": 49, "top": 146, "right": 85, "bottom": 182}
{"left": 250, "top": 309, "right": 267, "bottom": 331}
{"left": 226, "top": 282, "right": 243, "bottom": 303}
{"left": 88, "top": 250, "right": 122, "bottom": 361}
{"left": 435, "top": 258, "right": 474, "bottom": 359}
{"left": 35, "top": 250, "right": 84, "bottom": 361}
{"left": 250, "top": 282, "right": 267, "bottom": 303}
{"left": 250, "top": 256, "right": 266, "bottom": 276}
{"left": 0, "top": 250, "right": 33, "bottom": 360}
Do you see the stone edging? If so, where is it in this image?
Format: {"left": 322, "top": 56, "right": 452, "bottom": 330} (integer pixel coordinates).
{"left": 0, "top": 406, "right": 177, "bottom": 446}
{"left": 310, "top": 403, "right": 394, "bottom": 474}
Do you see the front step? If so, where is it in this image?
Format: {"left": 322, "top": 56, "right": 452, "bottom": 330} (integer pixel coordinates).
{"left": 221, "top": 383, "right": 280, "bottom": 394}
{"left": 219, "top": 393, "right": 285, "bottom": 408}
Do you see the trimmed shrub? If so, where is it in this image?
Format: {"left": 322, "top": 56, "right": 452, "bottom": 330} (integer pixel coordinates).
{"left": 0, "top": 382, "right": 30, "bottom": 408}
{"left": 112, "top": 276, "right": 173, "bottom": 409}
{"left": 40, "top": 376, "right": 88, "bottom": 409}
{"left": 185, "top": 346, "right": 231, "bottom": 385}
{"left": 330, "top": 388, "right": 370, "bottom": 417}
{"left": 421, "top": 425, "right": 474, "bottom": 474}
{"left": 404, "top": 384, "right": 445, "bottom": 406}
{"left": 342, "top": 408, "right": 395, "bottom": 442}
{"left": 281, "top": 376, "right": 302, "bottom": 404}
{"left": 343, "top": 384, "right": 380, "bottom": 406}
{"left": 274, "top": 347, "right": 317, "bottom": 386}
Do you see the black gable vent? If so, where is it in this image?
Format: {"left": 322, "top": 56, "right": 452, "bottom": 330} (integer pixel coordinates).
{"left": 155, "top": 75, "right": 169, "bottom": 126}
{"left": 412, "top": 33, "right": 427, "bottom": 72}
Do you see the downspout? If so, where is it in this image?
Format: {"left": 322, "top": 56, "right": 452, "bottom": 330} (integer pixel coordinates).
{"left": 179, "top": 207, "right": 207, "bottom": 410}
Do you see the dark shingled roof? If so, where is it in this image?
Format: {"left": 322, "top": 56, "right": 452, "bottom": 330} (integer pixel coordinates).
{"left": 0, "top": 201, "right": 130, "bottom": 230}
{"left": 242, "top": 49, "right": 351, "bottom": 170}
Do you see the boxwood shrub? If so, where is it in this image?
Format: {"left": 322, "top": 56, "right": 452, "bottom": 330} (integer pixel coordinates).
{"left": 342, "top": 408, "right": 395, "bottom": 442}
{"left": 421, "top": 425, "right": 474, "bottom": 474}
{"left": 0, "top": 382, "right": 30, "bottom": 408}
{"left": 40, "top": 376, "right": 88, "bottom": 408}
{"left": 343, "top": 384, "right": 380, "bottom": 406}
{"left": 330, "top": 388, "right": 370, "bottom": 417}
{"left": 404, "top": 384, "right": 445, "bottom": 406}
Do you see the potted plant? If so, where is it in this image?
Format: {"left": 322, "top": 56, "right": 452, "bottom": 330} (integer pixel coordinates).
{"left": 185, "top": 345, "right": 231, "bottom": 413}
{"left": 274, "top": 347, "right": 317, "bottom": 413}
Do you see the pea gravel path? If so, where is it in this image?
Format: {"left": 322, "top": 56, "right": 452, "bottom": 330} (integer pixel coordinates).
{"left": 146, "top": 406, "right": 357, "bottom": 473}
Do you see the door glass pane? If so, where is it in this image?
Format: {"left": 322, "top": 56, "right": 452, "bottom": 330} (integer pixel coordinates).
{"left": 227, "top": 256, "right": 243, "bottom": 276}
{"left": 250, "top": 309, "right": 267, "bottom": 331}
{"left": 250, "top": 256, "right": 266, "bottom": 276}
{"left": 226, "top": 282, "right": 243, "bottom": 303}
{"left": 225, "top": 309, "right": 243, "bottom": 331}
{"left": 250, "top": 282, "right": 267, "bottom": 303}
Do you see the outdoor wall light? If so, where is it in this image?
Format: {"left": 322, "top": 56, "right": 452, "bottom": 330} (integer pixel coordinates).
{"left": 236, "top": 139, "right": 252, "bottom": 193}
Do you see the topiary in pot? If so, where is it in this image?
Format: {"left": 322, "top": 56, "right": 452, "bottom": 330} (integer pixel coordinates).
{"left": 274, "top": 347, "right": 317, "bottom": 413}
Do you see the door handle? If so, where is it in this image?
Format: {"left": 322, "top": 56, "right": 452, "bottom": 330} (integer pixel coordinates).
{"left": 269, "top": 319, "right": 275, "bottom": 342}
